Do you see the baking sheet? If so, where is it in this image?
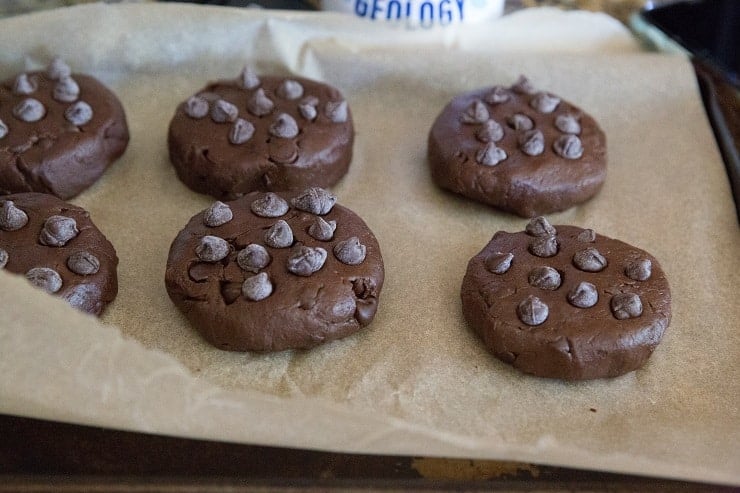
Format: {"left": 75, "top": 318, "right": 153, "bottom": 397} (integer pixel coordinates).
{"left": 0, "top": 4, "right": 738, "bottom": 485}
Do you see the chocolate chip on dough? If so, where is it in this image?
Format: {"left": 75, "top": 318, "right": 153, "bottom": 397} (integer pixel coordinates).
{"left": 165, "top": 188, "right": 384, "bottom": 352}
{"left": 428, "top": 76, "right": 606, "bottom": 217}
{"left": 461, "top": 221, "right": 671, "bottom": 380}
{"left": 0, "top": 58, "right": 129, "bottom": 199}
{"left": 168, "top": 70, "right": 354, "bottom": 199}
{"left": 0, "top": 193, "right": 118, "bottom": 315}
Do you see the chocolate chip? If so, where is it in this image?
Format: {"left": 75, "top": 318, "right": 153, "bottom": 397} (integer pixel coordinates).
{"left": 39, "top": 215, "right": 78, "bottom": 247}
{"left": 60, "top": 284, "right": 102, "bottom": 312}
{"left": 229, "top": 118, "right": 255, "bottom": 145}
{"left": 220, "top": 281, "right": 242, "bottom": 304}
{"left": 529, "top": 236, "right": 558, "bottom": 258}
{"left": 277, "top": 79, "right": 304, "bottom": 100}
{"left": 461, "top": 100, "right": 489, "bottom": 124}
{"left": 298, "top": 102, "right": 318, "bottom": 121}
{"left": 269, "top": 113, "right": 299, "bottom": 139}
{"left": 555, "top": 114, "right": 581, "bottom": 134}
{"left": 13, "top": 73, "right": 37, "bottom": 95}
{"left": 53, "top": 76, "right": 80, "bottom": 103}
{"left": 326, "top": 100, "right": 348, "bottom": 123}
{"left": 237, "top": 243, "right": 270, "bottom": 273}
{"left": 308, "top": 216, "right": 336, "bottom": 241}
{"left": 26, "top": 267, "right": 63, "bottom": 293}
{"left": 475, "top": 119, "right": 504, "bottom": 143}
{"left": 0, "top": 119, "right": 7, "bottom": 139}
{"left": 268, "top": 140, "right": 298, "bottom": 164}
{"left": 287, "top": 244, "right": 327, "bottom": 276}
{"left": 576, "top": 229, "right": 596, "bottom": 243}
{"left": 518, "top": 129, "right": 545, "bottom": 156}
{"left": 302, "top": 96, "right": 319, "bottom": 106}
{"left": 203, "top": 201, "right": 233, "bottom": 227}
{"left": 334, "top": 236, "right": 366, "bottom": 265}
{"left": 528, "top": 266, "right": 561, "bottom": 290}
{"left": 13, "top": 98, "right": 45, "bottom": 123}
{"left": 247, "top": 88, "right": 274, "bottom": 116}
{"left": 530, "top": 92, "right": 561, "bottom": 113}
{"left": 291, "top": 187, "right": 336, "bottom": 215}
{"left": 251, "top": 192, "right": 289, "bottom": 217}
{"left": 196, "top": 235, "right": 230, "bottom": 262}
{"left": 210, "top": 99, "right": 239, "bottom": 123}
{"left": 507, "top": 113, "right": 533, "bottom": 131}
{"left": 64, "top": 101, "right": 93, "bottom": 126}
{"left": 188, "top": 263, "right": 215, "bottom": 282}
{"left": 485, "top": 252, "right": 513, "bottom": 274}
{"left": 67, "top": 251, "right": 100, "bottom": 275}
{"left": 352, "top": 277, "right": 376, "bottom": 300}
{"left": 554, "top": 134, "right": 584, "bottom": 159}
{"left": 0, "top": 200, "right": 29, "bottom": 231}
{"left": 47, "top": 57, "right": 71, "bottom": 80}
{"left": 484, "top": 86, "right": 510, "bottom": 104}
{"left": 185, "top": 96, "right": 209, "bottom": 119}
{"left": 573, "top": 248, "right": 607, "bottom": 272}
{"left": 511, "top": 75, "right": 535, "bottom": 95}
{"left": 568, "top": 281, "right": 598, "bottom": 308}
{"left": 611, "top": 293, "right": 642, "bottom": 319}
{"left": 625, "top": 258, "right": 652, "bottom": 281}
{"left": 242, "top": 272, "right": 273, "bottom": 301}
{"left": 517, "top": 295, "right": 548, "bottom": 325}
{"left": 0, "top": 248, "right": 8, "bottom": 268}
{"left": 475, "top": 143, "right": 507, "bottom": 166}
{"left": 264, "top": 220, "right": 293, "bottom": 248}
{"left": 525, "top": 216, "right": 556, "bottom": 237}
{"left": 239, "top": 65, "right": 260, "bottom": 90}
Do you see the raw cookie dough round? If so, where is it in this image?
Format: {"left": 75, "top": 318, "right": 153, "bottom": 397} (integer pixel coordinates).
{"left": 0, "top": 58, "right": 130, "bottom": 199}
{"left": 461, "top": 217, "right": 671, "bottom": 380}
{"left": 428, "top": 76, "right": 607, "bottom": 217}
{"left": 0, "top": 192, "right": 118, "bottom": 315}
{"left": 165, "top": 187, "right": 384, "bottom": 352}
{"left": 168, "top": 66, "right": 354, "bottom": 200}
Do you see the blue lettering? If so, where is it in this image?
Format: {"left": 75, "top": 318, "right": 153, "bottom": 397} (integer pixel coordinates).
{"left": 370, "top": 0, "right": 384, "bottom": 20}
{"left": 354, "top": 0, "right": 465, "bottom": 25}
{"left": 420, "top": 1, "right": 434, "bottom": 27}
{"left": 386, "top": 0, "right": 402, "bottom": 19}
{"left": 354, "top": 0, "right": 368, "bottom": 17}
{"left": 439, "top": 0, "right": 452, "bottom": 25}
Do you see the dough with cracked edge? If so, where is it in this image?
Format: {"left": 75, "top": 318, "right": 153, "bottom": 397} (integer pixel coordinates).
{"left": 165, "top": 188, "right": 384, "bottom": 352}
{"left": 0, "top": 58, "right": 129, "bottom": 199}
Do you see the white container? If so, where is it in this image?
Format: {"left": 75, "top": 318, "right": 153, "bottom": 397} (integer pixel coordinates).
{"left": 313, "top": 0, "right": 505, "bottom": 29}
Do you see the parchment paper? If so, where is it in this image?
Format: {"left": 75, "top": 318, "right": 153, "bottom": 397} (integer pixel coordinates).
{"left": 1, "top": 4, "right": 738, "bottom": 485}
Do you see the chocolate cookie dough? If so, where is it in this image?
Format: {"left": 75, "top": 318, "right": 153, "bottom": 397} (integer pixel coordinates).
{"left": 428, "top": 76, "right": 607, "bottom": 217}
{"left": 0, "top": 58, "right": 130, "bottom": 199}
{"left": 461, "top": 217, "right": 671, "bottom": 380}
{"left": 0, "top": 192, "right": 118, "bottom": 315}
{"left": 165, "top": 187, "right": 384, "bottom": 352}
{"left": 168, "top": 66, "right": 354, "bottom": 200}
